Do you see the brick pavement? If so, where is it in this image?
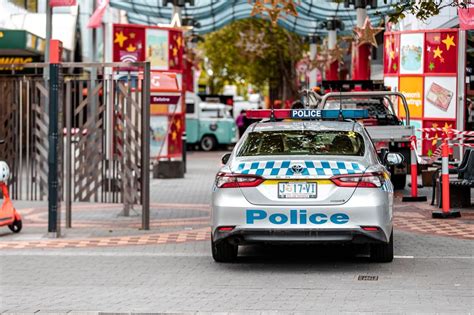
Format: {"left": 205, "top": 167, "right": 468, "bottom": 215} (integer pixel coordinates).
{"left": 0, "top": 151, "right": 473, "bottom": 249}
{"left": 1, "top": 152, "right": 472, "bottom": 313}
{"left": 0, "top": 231, "right": 473, "bottom": 313}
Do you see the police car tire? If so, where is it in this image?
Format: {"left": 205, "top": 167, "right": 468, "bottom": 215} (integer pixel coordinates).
{"left": 200, "top": 135, "right": 216, "bottom": 151}
{"left": 370, "top": 231, "right": 393, "bottom": 263}
{"left": 8, "top": 219, "right": 22, "bottom": 233}
{"left": 392, "top": 174, "right": 406, "bottom": 190}
{"left": 212, "top": 239, "right": 237, "bottom": 263}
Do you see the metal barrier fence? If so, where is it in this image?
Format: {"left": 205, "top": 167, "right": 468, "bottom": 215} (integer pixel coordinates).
{"left": 0, "top": 62, "right": 151, "bottom": 232}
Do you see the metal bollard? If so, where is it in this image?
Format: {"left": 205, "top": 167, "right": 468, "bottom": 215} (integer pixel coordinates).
{"left": 432, "top": 140, "right": 461, "bottom": 218}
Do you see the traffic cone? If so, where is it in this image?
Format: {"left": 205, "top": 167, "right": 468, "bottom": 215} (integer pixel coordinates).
{"left": 402, "top": 136, "right": 427, "bottom": 202}
{"left": 432, "top": 140, "right": 461, "bottom": 218}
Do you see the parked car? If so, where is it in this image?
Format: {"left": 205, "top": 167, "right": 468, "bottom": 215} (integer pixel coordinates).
{"left": 186, "top": 92, "right": 238, "bottom": 151}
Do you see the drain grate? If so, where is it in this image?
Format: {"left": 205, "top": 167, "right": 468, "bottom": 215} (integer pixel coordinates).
{"left": 358, "top": 275, "right": 379, "bottom": 281}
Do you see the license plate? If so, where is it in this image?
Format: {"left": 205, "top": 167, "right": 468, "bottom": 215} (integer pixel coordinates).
{"left": 278, "top": 182, "right": 317, "bottom": 199}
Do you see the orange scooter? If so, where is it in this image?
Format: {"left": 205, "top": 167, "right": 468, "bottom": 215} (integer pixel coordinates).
{"left": 0, "top": 154, "right": 22, "bottom": 233}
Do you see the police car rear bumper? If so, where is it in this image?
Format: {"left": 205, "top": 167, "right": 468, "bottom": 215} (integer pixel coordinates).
{"left": 213, "top": 228, "right": 389, "bottom": 245}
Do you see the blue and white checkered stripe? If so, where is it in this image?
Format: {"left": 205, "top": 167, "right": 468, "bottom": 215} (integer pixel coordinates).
{"left": 233, "top": 160, "right": 365, "bottom": 177}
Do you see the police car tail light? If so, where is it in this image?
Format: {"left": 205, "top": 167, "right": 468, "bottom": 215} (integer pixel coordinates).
{"left": 331, "top": 172, "right": 384, "bottom": 188}
{"left": 215, "top": 172, "right": 264, "bottom": 188}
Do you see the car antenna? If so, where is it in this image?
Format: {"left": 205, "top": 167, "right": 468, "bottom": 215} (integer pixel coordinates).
{"left": 338, "top": 84, "right": 344, "bottom": 121}
{"left": 270, "top": 99, "right": 276, "bottom": 122}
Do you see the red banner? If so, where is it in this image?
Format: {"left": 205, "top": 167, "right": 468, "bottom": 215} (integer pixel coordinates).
{"left": 168, "top": 114, "right": 183, "bottom": 157}
{"left": 459, "top": 6, "right": 474, "bottom": 30}
{"left": 168, "top": 30, "right": 184, "bottom": 70}
{"left": 422, "top": 120, "right": 456, "bottom": 156}
{"left": 424, "top": 31, "right": 458, "bottom": 74}
{"left": 112, "top": 25, "right": 145, "bottom": 63}
{"left": 383, "top": 33, "right": 400, "bottom": 75}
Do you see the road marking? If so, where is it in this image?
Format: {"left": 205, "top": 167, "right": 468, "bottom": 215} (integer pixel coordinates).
{"left": 0, "top": 251, "right": 210, "bottom": 257}
{"left": 0, "top": 252, "right": 472, "bottom": 259}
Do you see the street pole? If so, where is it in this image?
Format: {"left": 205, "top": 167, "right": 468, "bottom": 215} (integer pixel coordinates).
{"left": 48, "top": 63, "right": 60, "bottom": 236}
{"left": 141, "top": 62, "right": 151, "bottom": 230}
{"left": 309, "top": 36, "right": 317, "bottom": 88}
{"left": 44, "top": 1, "right": 52, "bottom": 79}
{"left": 351, "top": 2, "right": 371, "bottom": 80}
{"left": 326, "top": 27, "right": 338, "bottom": 80}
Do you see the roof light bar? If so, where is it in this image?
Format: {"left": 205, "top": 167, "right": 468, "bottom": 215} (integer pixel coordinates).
{"left": 246, "top": 109, "right": 369, "bottom": 120}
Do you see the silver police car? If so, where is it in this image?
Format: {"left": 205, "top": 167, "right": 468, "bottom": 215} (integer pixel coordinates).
{"left": 212, "top": 115, "right": 403, "bottom": 263}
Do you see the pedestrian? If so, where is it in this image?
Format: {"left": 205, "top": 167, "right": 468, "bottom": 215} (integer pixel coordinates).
{"left": 236, "top": 110, "right": 247, "bottom": 138}
{"left": 291, "top": 100, "right": 304, "bottom": 109}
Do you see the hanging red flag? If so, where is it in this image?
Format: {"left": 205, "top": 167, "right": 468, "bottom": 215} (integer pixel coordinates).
{"left": 168, "top": 30, "right": 184, "bottom": 70}
{"left": 87, "top": 0, "right": 109, "bottom": 28}
{"left": 459, "top": 6, "right": 474, "bottom": 30}
{"left": 383, "top": 33, "right": 400, "bottom": 75}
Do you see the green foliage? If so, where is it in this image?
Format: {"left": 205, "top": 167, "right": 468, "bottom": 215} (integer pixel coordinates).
{"left": 384, "top": 0, "right": 470, "bottom": 23}
{"left": 200, "top": 18, "right": 307, "bottom": 98}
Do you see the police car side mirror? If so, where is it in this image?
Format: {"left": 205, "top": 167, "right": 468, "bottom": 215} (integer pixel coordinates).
{"left": 221, "top": 153, "right": 231, "bottom": 165}
{"left": 385, "top": 152, "right": 404, "bottom": 166}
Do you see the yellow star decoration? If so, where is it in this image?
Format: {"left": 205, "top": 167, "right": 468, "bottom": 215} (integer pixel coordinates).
{"left": 353, "top": 17, "right": 384, "bottom": 48}
{"left": 433, "top": 46, "right": 443, "bottom": 59}
{"left": 311, "top": 53, "right": 328, "bottom": 71}
{"left": 326, "top": 45, "right": 346, "bottom": 66}
{"left": 442, "top": 122, "right": 452, "bottom": 135}
{"left": 176, "top": 120, "right": 181, "bottom": 131}
{"left": 114, "top": 31, "right": 128, "bottom": 48}
{"left": 176, "top": 36, "right": 182, "bottom": 49}
{"left": 130, "top": 32, "right": 136, "bottom": 39}
{"left": 173, "top": 47, "right": 178, "bottom": 57}
{"left": 126, "top": 43, "right": 136, "bottom": 52}
{"left": 171, "top": 131, "right": 177, "bottom": 141}
{"left": 249, "top": 0, "right": 299, "bottom": 27}
{"left": 442, "top": 34, "right": 455, "bottom": 51}
{"left": 432, "top": 133, "right": 438, "bottom": 146}
{"left": 389, "top": 50, "right": 395, "bottom": 60}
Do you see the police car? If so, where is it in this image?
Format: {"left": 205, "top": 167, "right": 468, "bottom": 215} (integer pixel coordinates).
{"left": 211, "top": 108, "right": 404, "bottom": 263}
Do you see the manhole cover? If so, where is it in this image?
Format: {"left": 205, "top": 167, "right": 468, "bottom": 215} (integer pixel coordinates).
{"left": 358, "top": 275, "right": 378, "bottom": 281}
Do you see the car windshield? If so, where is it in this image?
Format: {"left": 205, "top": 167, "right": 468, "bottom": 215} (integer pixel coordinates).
{"left": 238, "top": 130, "right": 365, "bottom": 156}
{"left": 325, "top": 99, "right": 393, "bottom": 116}
{"left": 200, "top": 106, "right": 232, "bottom": 118}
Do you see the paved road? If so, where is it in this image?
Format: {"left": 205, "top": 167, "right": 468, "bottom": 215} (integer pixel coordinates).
{"left": 0, "top": 151, "right": 473, "bottom": 314}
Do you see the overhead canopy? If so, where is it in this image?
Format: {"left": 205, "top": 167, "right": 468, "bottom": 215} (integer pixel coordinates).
{"left": 109, "top": 0, "right": 396, "bottom": 36}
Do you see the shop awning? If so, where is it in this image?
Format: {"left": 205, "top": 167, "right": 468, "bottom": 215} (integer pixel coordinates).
{"left": 109, "top": 0, "right": 396, "bottom": 36}
{"left": 0, "top": 29, "right": 45, "bottom": 56}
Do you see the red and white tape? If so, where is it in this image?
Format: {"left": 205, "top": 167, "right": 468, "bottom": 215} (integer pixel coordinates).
{"left": 419, "top": 136, "right": 472, "bottom": 141}
{"left": 454, "top": 130, "right": 474, "bottom": 137}
{"left": 417, "top": 127, "right": 474, "bottom": 137}
{"left": 452, "top": 142, "right": 474, "bottom": 148}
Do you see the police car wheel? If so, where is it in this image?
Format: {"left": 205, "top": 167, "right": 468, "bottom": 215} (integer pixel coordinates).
{"left": 8, "top": 219, "right": 22, "bottom": 233}
{"left": 370, "top": 231, "right": 393, "bottom": 263}
{"left": 211, "top": 238, "right": 237, "bottom": 263}
{"left": 200, "top": 136, "right": 216, "bottom": 151}
{"left": 392, "top": 174, "right": 406, "bottom": 190}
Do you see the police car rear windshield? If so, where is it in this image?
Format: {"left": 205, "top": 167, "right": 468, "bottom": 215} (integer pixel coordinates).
{"left": 238, "top": 131, "right": 365, "bottom": 156}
